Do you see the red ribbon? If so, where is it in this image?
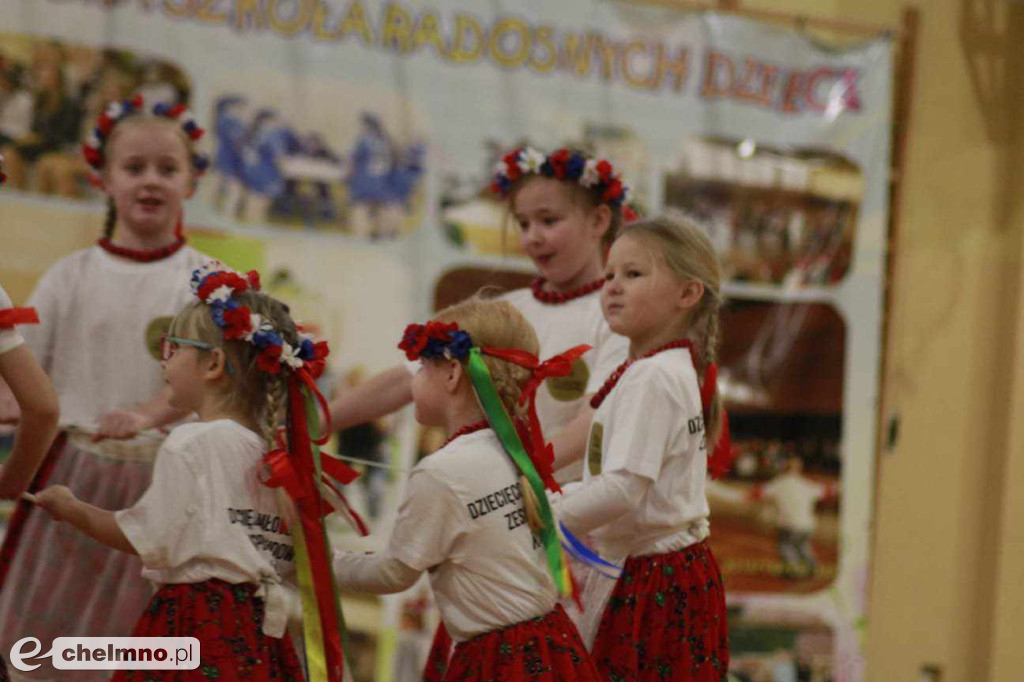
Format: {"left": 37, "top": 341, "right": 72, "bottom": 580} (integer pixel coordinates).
{"left": 699, "top": 362, "right": 735, "bottom": 479}
{"left": 259, "top": 369, "right": 357, "bottom": 682}
{"left": 480, "top": 344, "right": 592, "bottom": 493}
{"left": 0, "top": 307, "right": 39, "bottom": 328}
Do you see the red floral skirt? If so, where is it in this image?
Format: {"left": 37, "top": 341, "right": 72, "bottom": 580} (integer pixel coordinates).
{"left": 438, "top": 605, "right": 599, "bottom": 681}
{"left": 423, "top": 622, "right": 453, "bottom": 682}
{"left": 591, "top": 541, "right": 729, "bottom": 681}
{"left": 111, "top": 579, "right": 304, "bottom": 682}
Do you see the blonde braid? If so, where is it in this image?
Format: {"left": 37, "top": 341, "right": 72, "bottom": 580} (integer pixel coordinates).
{"left": 261, "top": 375, "right": 287, "bottom": 449}
{"left": 695, "top": 297, "right": 723, "bottom": 446}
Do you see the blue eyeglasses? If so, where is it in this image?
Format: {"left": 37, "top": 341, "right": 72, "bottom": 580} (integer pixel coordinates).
{"left": 160, "top": 333, "right": 216, "bottom": 362}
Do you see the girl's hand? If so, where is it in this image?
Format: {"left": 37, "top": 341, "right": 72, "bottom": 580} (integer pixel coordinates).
{"left": 95, "top": 410, "right": 153, "bottom": 440}
{"left": 32, "top": 485, "right": 78, "bottom": 521}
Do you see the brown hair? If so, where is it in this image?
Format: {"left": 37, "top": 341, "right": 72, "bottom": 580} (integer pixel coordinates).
{"left": 168, "top": 290, "right": 299, "bottom": 448}
{"left": 619, "top": 213, "right": 724, "bottom": 445}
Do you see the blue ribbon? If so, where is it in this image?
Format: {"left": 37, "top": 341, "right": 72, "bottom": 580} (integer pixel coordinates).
{"left": 559, "top": 522, "right": 622, "bottom": 580}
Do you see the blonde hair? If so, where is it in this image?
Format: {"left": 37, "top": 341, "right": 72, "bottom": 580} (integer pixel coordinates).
{"left": 432, "top": 297, "right": 539, "bottom": 420}
{"left": 100, "top": 114, "right": 200, "bottom": 239}
{"left": 168, "top": 290, "right": 299, "bottom": 448}
{"left": 430, "top": 296, "right": 546, "bottom": 531}
{"left": 619, "top": 213, "right": 725, "bottom": 445}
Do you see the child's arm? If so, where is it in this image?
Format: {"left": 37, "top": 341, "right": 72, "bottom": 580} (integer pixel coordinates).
{"left": 328, "top": 365, "right": 413, "bottom": 430}
{"left": 335, "top": 468, "right": 459, "bottom": 594}
{"left": 551, "top": 405, "right": 595, "bottom": 472}
{"left": 333, "top": 552, "right": 421, "bottom": 594}
{"left": 556, "top": 469, "right": 651, "bottom": 537}
{"left": 0, "top": 345, "right": 59, "bottom": 498}
{"left": 31, "top": 485, "right": 137, "bottom": 554}
{"left": 95, "top": 386, "right": 190, "bottom": 439}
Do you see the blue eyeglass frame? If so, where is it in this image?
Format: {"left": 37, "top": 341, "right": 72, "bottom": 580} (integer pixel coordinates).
{"left": 161, "top": 334, "right": 233, "bottom": 374}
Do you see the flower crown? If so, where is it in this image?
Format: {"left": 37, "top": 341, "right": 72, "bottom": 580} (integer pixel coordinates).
{"left": 399, "top": 321, "right": 472, "bottom": 361}
{"left": 82, "top": 95, "right": 209, "bottom": 180}
{"left": 491, "top": 146, "right": 629, "bottom": 207}
{"left": 190, "top": 262, "right": 329, "bottom": 378}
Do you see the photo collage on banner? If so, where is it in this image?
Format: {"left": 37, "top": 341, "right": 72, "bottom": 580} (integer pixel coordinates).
{"left": 0, "top": 2, "right": 892, "bottom": 680}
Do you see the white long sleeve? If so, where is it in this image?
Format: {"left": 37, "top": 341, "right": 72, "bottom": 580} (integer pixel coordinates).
{"left": 555, "top": 469, "right": 652, "bottom": 537}
{"left": 332, "top": 551, "right": 422, "bottom": 594}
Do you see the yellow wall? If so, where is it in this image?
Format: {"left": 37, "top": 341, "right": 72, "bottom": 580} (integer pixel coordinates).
{"left": 730, "top": 0, "right": 1024, "bottom": 679}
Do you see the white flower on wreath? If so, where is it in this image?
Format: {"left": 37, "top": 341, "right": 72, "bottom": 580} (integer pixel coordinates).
{"left": 581, "top": 159, "right": 600, "bottom": 188}
{"left": 518, "top": 147, "right": 546, "bottom": 174}
{"left": 494, "top": 160, "right": 509, "bottom": 178}
{"left": 281, "top": 342, "right": 304, "bottom": 369}
{"left": 105, "top": 101, "right": 124, "bottom": 119}
{"left": 243, "top": 313, "right": 264, "bottom": 342}
{"left": 207, "top": 284, "right": 235, "bottom": 304}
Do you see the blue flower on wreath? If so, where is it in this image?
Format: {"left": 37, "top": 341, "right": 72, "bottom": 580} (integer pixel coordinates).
{"left": 445, "top": 331, "right": 473, "bottom": 359}
{"left": 566, "top": 153, "right": 586, "bottom": 180}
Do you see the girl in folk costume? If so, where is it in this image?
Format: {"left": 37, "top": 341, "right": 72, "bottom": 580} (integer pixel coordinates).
{"left": 333, "top": 298, "right": 601, "bottom": 681}
{"left": 0, "top": 154, "right": 61, "bottom": 501}
{"left": 33, "top": 263, "right": 340, "bottom": 681}
{"left": 0, "top": 97, "right": 211, "bottom": 680}
{"left": 556, "top": 214, "right": 731, "bottom": 680}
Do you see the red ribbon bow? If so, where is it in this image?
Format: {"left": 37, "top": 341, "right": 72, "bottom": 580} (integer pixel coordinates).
{"left": 480, "top": 344, "right": 592, "bottom": 493}
{"left": 0, "top": 307, "right": 39, "bottom": 328}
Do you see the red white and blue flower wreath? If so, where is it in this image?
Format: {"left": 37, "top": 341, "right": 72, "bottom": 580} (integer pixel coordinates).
{"left": 82, "top": 95, "right": 209, "bottom": 184}
{"left": 190, "top": 262, "right": 329, "bottom": 378}
{"left": 398, "top": 321, "right": 473, "bottom": 361}
{"left": 491, "top": 146, "right": 629, "bottom": 207}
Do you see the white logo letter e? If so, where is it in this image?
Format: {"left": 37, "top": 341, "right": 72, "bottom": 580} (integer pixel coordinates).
{"left": 9, "top": 637, "right": 47, "bottom": 672}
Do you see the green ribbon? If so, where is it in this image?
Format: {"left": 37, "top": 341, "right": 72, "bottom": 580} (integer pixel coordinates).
{"left": 466, "top": 347, "right": 570, "bottom": 595}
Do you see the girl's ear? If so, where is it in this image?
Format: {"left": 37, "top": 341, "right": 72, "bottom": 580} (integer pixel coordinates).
{"left": 590, "top": 203, "right": 612, "bottom": 242}
{"left": 443, "top": 359, "right": 464, "bottom": 395}
{"left": 678, "top": 279, "right": 705, "bottom": 312}
{"left": 202, "top": 348, "right": 231, "bottom": 381}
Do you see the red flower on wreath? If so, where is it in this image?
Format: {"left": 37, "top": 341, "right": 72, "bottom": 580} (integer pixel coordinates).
{"left": 503, "top": 149, "right": 523, "bottom": 181}
{"left": 602, "top": 178, "right": 624, "bottom": 203}
{"left": 550, "top": 149, "right": 570, "bottom": 179}
{"left": 257, "top": 345, "right": 283, "bottom": 375}
{"left": 196, "top": 271, "right": 249, "bottom": 302}
{"left": 596, "top": 159, "right": 613, "bottom": 181}
{"left": 398, "top": 321, "right": 459, "bottom": 361}
{"left": 221, "top": 306, "right": 252, "bottom": 340}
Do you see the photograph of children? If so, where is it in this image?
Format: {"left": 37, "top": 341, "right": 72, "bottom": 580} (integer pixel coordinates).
{"left": 208, "top": 94, "right": 425, "bottom": 238}
{"left": 708, "top": 301, "right": 844, "bottom": 594}
{"left": 727, "top": 605, "right": 836, "bottom": 682}
{"left": 438, "top": 126, "right": 648, "bottom": 257}
{"left": 663, "top": 137, "right": 862, "bottom": 287}
{"left": 0, "top": 33, "right": 189, "bottom": 197}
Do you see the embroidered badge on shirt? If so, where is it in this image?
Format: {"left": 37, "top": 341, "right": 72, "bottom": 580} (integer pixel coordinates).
{"left": 545, "top": 357, "right": 590, "bottom": 402}
{"left": 145, "top": 315, "right": 174, "bottom": 361}
{"left": 588, "top": 421, "right": 604, "bottom": 476}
